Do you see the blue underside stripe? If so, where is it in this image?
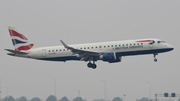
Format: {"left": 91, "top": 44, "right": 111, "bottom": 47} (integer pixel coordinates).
{"left": 37, "top": 48, "right": 173, "bottom": 62}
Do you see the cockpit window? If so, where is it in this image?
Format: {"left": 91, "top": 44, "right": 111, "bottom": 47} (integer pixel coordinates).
{"left": 158, "top": 40, "right": 166, "bottom": 44}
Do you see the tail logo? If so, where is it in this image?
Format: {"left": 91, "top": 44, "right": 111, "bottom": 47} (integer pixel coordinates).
{"left": 8, "top": 27, "right": 34, "bottom": 51}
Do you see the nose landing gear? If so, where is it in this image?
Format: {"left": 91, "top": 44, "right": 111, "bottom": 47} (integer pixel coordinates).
{"left": 153, "top": 53, "right": 158, "bottom": 62}
{"left": 154, "top": 58, "right": 157, "bottom": 62}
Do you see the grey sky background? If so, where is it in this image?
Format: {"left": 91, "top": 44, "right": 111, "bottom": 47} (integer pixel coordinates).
{"left": 0, "top": 0, "right": 180, "bottom": 101}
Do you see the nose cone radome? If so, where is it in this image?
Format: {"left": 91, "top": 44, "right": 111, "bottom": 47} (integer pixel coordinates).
{"left": 167, "top": 44, "right": 174, "bottom": 51}
{"left": 169, "top": 47, "right": 174, "bottom": 51}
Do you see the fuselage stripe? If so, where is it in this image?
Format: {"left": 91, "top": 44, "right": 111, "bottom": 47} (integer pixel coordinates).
{"left": 136, "top": 40, "right": 154, "bottom": 42}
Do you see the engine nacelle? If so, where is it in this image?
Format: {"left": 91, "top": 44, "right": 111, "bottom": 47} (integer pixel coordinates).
{"left": 100, "top": 52, "right": 121, "bottom": 63}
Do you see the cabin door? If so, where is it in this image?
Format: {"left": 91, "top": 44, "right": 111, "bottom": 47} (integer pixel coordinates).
{"left": 149, "top": 41, "right": 154, "bottom": 49}
{"left": 42, "top": 49, "right": 46, "bottom": 57}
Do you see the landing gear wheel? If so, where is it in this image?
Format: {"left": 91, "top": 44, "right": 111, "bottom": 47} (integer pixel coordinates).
{"left": 154, "top": 59, "right": 157, "bottom": 62}
{"left": 92, "top": 64, "right": 97, "bottom": 69}
{"left": 153, "top": 53, "right": 158, "bottom": 62}
{"left": 87, "top": 60, "right": 97, "bottom": 69}
{"left": 87, "top": 62, "right": 93, "bottom": 68}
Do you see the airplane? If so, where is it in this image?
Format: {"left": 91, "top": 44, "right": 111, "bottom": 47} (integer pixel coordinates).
{"left": 5, "top": 27, "right": 174, "bottom": 69}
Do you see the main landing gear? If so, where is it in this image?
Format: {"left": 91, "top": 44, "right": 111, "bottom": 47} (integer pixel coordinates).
{"left": 87, "top": 61, "right": 97, "bottom": 69}
{"left": 153, "top": 53, "right": 158, "bottom": 62}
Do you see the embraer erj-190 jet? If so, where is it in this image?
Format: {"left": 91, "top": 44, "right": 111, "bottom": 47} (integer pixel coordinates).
{"left": 5, "top": 27, "right": 174, "bottom": 69}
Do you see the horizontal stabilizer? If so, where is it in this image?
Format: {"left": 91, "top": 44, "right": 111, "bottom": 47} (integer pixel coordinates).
{"left": 5, "top": 49, "right": 28, "bottom": 54}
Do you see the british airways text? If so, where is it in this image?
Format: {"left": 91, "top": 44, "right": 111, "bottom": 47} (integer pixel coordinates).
{"left": 114, "top": 45, "right": 143, "bottom": 50}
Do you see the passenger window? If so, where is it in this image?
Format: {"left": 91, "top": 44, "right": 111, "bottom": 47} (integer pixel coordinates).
{"left": 119, "top": 45, "right": 121, "bottom": 47}
{"left": 134, "top": 43, "right": 136, "bottom": 45}
{"left": 111, "top": 45, "right": 113, "bottom": 47}
{"left": 108, "top": 46, "right": 110, "bottom": 47}
{"left": 122, "top": 44, "right": 124, "bottom": 46}
{"left": 91, "top": 47, "right": 93, "bottom": 49}
{"left": 126, "top": 44, "right": 128, "bottom": 46}
{"left": 87, "top": 47, "right": 89, "bottom": 49}
{"left": 104, "top": 46, "right": 106, "bottom": 48}
{"left": 96, "top": 46, "right": 97, "bottom": 48}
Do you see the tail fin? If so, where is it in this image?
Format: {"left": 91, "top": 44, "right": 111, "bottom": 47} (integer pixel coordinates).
{"left": 8, "top": 27, "right": 34, "bottom": 51}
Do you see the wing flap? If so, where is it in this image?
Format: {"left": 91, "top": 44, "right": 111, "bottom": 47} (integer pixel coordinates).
{"left": 71, "top": 49, "right": 100, "bottom": 56}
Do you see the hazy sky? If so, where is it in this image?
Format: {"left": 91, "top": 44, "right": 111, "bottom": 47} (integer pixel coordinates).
{"left": 0, "top": 0, "right": 180, "bottom": 101}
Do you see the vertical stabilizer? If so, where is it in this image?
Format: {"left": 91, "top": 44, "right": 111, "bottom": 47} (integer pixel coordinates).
{"left": 8, "top": 27, "right": 34, "bottom": 51}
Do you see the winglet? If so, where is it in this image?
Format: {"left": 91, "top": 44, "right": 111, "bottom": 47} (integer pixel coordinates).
{"left": 60, "top": 40, "right": 73, "bottom": 49}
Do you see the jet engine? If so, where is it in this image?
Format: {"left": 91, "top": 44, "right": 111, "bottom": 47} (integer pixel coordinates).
{"left": 100, "top": 52, "right": 121, "bottom": 63}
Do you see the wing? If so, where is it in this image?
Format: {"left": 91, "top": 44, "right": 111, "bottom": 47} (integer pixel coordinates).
{"left": 60, "top": 40, "right": 100, "bottom": 61}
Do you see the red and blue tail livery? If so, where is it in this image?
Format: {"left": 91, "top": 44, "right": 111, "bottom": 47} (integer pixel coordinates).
{"left": 5, "top": 27, "right": 174, "bottom": 69}
{"left": 8, "top": 27, "right": 34, "bottom": 51}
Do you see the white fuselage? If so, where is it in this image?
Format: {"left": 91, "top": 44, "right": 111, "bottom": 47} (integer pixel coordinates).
{"left": 6, "top": 26, "right": 174, "bottom": 69}
{"left": 15, "top": 38, "right": 173, "bottom": 62}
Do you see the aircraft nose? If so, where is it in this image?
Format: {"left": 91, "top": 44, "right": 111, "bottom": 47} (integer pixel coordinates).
{"left": 169, "top": 47, "right": 174, "bottom": 51}
{"left": 167, "top": 44, "right": 174, "bottom": 51}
